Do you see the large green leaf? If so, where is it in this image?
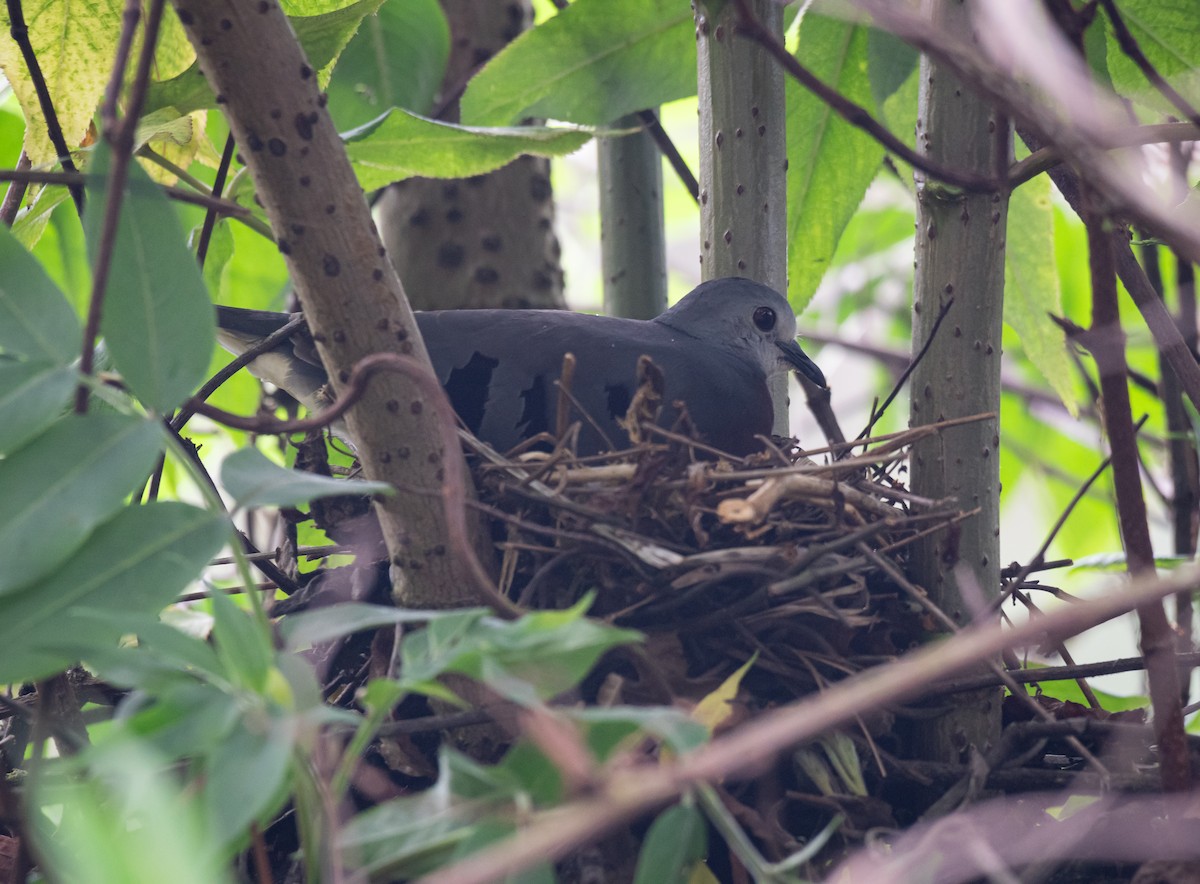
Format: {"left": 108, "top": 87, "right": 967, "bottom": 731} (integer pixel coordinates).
{"left": 0, "top": 412, "right": 163, "bottom": 596}
{"left": 786, "top": 15, "right": 884, "bottom": 311}
{"left": 344, "top": 109, "right": 591, "bottom": 189}
{"left": 144, "top": 0, "right": 385, "bottom": 117}
{"left": 326, "top": 0, "right": 450, "bottom": 129}
{"left": 0, "top": 223, "right": 81, "bottom": 363}
{"left": 0, "top": 501, "right": 225, "bottom": 683}
{"left": 0, "top": 0, "right": 124, "bottom": 166}
{"left": 1005, "top": 169, "right": 1077, "bottom": 415}
{"left": 31, "top": 744, "right": 233, "bottom": 884}
{"left": 85, "top": 144, "right": 215, "bottom": 412}
{"left": 0, "top": 362, "right": 76, "bottom": 455}
{"left": 1104, "top": 0, "right": 1200, "bottom": 113}
{"left": 459, "top": 0, "right": 695, "bottom": 126}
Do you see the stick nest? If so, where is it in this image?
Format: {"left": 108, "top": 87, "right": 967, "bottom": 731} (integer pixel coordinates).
{"left": 466, "top": 425, "right": 960, "bottom": 705}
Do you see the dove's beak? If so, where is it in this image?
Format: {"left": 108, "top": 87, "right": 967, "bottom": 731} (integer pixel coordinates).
{"left": 777, "top": 340, "right": 827, "bottom": 389}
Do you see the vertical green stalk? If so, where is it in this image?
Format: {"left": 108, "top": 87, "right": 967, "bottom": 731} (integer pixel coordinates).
{"left": 696, "top": 0, "right": 788, "bottom": 432}
{"left": 908, "top": 0, "right": 1009, "bottom": 762}
{"left": 599, "top": 112, "right": 668, "bottom": 319}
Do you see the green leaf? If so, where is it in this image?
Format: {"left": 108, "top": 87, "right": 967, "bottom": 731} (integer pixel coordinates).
{"left": 0, "top": 502, "right": 226, "bottom": 684}
{"left": 1005, "top": 169, "right": 1077, "bottom": 415}
{"left": 0, "top": 362, "right": 76, "bottom": 455}
{"left": 568, "top": 706, "right": 709, "bottom": 756}
{"left": 867, "top": 27, "right": 919, "bottom": 109}
{"left": 0, "top": 224, "right": 81, "bottom": 363}
{"left": 209, "top": 587, "right": 273, "bottom": 693}
{"left": 221, "top": 447, "right": 393, "bottom": 509}
{"left": 341, "top": 789, "right": 478, "bottom": 878}
{"left": 202, "top": 714, "right": 295, "bottom": 849}
{"left": 85, "top": 144, "right": 215, "bottom": 412}
{"left": 281, "top": 601, "right": 461, "bottom": 649}
{"left": 449, "top": 820, "right": 555, "bottom": 884}
{"left": 0, "top": 0, "right": 124, "bottom": 166}
{"left": 399, "top": 597, "right": 641, "bottom": 702}
{"left": 144, "top": 0, "right": 386, "bottom": 117}
{"left": 0, "top": 413, "right": 163, "bottom": 596}
{"left": 785, "top": 15, "right": 883, "bottom": 311}
{"left": 344, "top": 109, "right": 591, "bottom": 190}
{"left": 634, "top": 803, "right": 707, "bottom": 884}
{"left": 197, "top": 217, "right": 235, "bottom": 300}
{"left": 1104, "top": 0, "right": 1200, "bottom": 113}
{"left": 31, "top": 743, "right": 234, "bottom": 884}
{"left": 326, "top": 0, "right": 450, "bottom": 128}
{"left": 459, "top": 0, "right": 696, "bottom": 126}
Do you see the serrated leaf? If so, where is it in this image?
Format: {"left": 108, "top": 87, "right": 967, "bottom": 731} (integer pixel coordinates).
{"left": 85, "top": 143, "right": 215, "bottom": 412}
{"left": 459, "top": 0, "right": 695, "bottom": 127}
{"left": 0, "top": 502, "right": 226, "bottom": 683}
{"left": 221, "top": 447, "right": 393, "bottom": 509}
{"left": 1005, "top": 171, "right": 1077, "bottom": 415}
{"left": 0, "top": 223, "right": 81, "bottom": 363}
{"left": 0, "top": 361, "right": 76, "bottom": 455}
{"left": 634, "top": 803, "right": 707, "bottom": 884}
{"left": 344, "top": 109, "right": 591, "bottom": 190}
{"left": 1104, "top": 0, "right": 1200, "bottom": 113}
{"left": 0, "top": 413, "right": 163, "bottom": 596}
{"left": 0, "top": 0, "right": 123, "bottom": 166}
{"left": 786, "top": 15, "right": 883, "bottom": 311}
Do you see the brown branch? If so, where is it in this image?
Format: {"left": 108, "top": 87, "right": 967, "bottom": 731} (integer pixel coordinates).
{"left": 1081, "top": 194, "right": 1190, "bottom": 791}
{"left": 938, "top": 651, "right": 1200, "bottom": 695}
{"left": 1009, "top": 121, "right": 1200, "bottom": 188}
{"left": 1098, "top": 0, "right": 1200, "bottom": 128}
{"left": 4, "top": 0, "right": 84, "bottom": 212}
{"left": 172, "top": 313, "right": 308, "bottom": 432}
{"left": 196, "top": 133, "right": 237, "bottom": 267}
{"left": 75, "top": 0, "right": 167, "bottom": 413}
{"left": 190, "top": 353, "right": 520, "bottom": 619}
{"left": 0, "top": 150, "right": 30, "bottom": 226}
{"left": 636, "top": 108, "right": 699, "bottom": 201}
{"left": 0, "top": 167, "right": 262, "bottom": 224}
{"left": 729, "top": 0, "right": 1000, "bottom": 193}
{"left": 424, "top": 562, "right": 1200, "bottom": 884}
{"left": 858, "top": 297, "right": 955, "bottom": 442}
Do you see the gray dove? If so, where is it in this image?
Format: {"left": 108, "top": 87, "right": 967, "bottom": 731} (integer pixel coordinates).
{"left": 214, "top": 277, "right": 825, "bottom": 457}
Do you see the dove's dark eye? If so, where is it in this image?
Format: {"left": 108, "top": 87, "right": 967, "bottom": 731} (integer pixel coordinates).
{"left": 753, "top": 306, "right": 776, "bottom": 332}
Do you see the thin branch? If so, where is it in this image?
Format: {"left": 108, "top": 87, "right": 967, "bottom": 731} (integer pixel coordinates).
{"left": 1081, "top": 192, "right": 1191, "bottom": 791}
{"left": 1098, "top": 0, "right": 1200, "bottom": 128}
{"left": 1009, "top": 121, "right": 1200, "bottom": 188}
{"left": 4, "top": 0, "right": 84, "bottom": 213}
{"left": 190, "top": 352, "right": 520, "bottom": 619}
{"left": 0, "top": 150, "right": 30, "bottom": 225}
{"left": 196, "top": 134, "right": 237, "bottom": 266}
{"left": 857, "top": 297, "right": 955, "bottom": 442}
{"left": 636, "top": 108, "right": 699, "bottom": 201}
{"left": 729, "top": 0, "right": 1000, "bottom": 193}
{"left": 939, "top": 651, "right": 1200, "bottom": 695}
{"left": 172, "top": 313, "right": 308, "bottom": 432}
{"left": 424, "top": 563, "right": 1200, "bottom": 884}
{"left": 0, "top": 167, "right": 266, "bottom": 231}
{"left": 75, "top": 0, "right": 169, "bottom": 413}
